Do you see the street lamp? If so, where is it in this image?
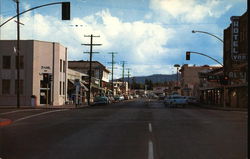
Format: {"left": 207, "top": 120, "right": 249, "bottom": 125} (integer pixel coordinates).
{"left": 192, "top": 30, "right": 223, "bottom": 43}
{"left": 174, "top": 64, "right": 180, "bottom": 88}
{"left": 191, "top": 30, "right": 227, "bottom": 107}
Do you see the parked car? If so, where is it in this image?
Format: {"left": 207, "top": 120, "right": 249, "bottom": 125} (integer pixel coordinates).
{"left": 185, "top": 96, "right": 199, "bottom": 105}
{"left": 164, "top": 95, "right": 188, "bottom": 107}
{"left": 158, "top": 94, "right": 165, "bottom": 100}
{"left": 114, "top": 95, "right": 124, "bottom": 101}
{"left": 93, "top": 95, "right": 110, "bottom": 105}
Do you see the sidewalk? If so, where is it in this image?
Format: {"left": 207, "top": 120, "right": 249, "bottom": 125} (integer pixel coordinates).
{"left": 0, "top": 104, "right": 90, "bottom": 109}
{"left": 197, "top": 104, "right": 248, "bottom": 112}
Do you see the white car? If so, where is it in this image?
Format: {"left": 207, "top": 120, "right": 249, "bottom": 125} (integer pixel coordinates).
{"left": 164, "top": 95, "right": 188, "bottom": 107}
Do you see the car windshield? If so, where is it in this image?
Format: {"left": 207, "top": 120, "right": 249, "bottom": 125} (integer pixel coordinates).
{"left": 0, "top": 1, "right": 247, "bottom": 159}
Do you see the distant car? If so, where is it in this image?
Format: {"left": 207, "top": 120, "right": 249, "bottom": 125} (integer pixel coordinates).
{"left": 164, "top": 95, "right": 188, "bottom": 107}
{"left": 93, "top": 95, "right": 110, "bottom": 105}
{"left": 158, "top": 94, "right": 165, "bottom": 100}
{"left": 114, "top": 95, "right": 124, "bottom": 101}
{"left": 185, "top": 96, "right": 199, "bottom": 105}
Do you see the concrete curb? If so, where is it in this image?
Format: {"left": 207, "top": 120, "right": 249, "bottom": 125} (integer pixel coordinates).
{"left": 197, "top": 104, "right": 247, "bottom": 112}
{"left": 0, "top": 118, "right": 12, "bottom": 127}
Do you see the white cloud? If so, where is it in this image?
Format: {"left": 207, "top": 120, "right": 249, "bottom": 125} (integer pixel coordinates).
{"left": 0, "top": 8, "right": 225, "bottom": 76}
{"left": 149, "top": 0, "right": 232, "bottom": 23}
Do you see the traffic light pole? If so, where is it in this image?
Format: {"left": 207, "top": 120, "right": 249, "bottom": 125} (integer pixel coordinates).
{"left": 0, "top": 2, "right": 70, "bottom": 28}
{"left": 186, "top": 51, "right": 223, "bottom": 67}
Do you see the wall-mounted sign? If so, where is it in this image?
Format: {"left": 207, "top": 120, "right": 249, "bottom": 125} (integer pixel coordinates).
{"left": 41, "top": 66, "right": 51, "bottom": 73}
{"left": 228, "top": 72, "right": 246, "bottom": 79}
{"left": 231, "top": 16, "right": 240, "bottom": 61}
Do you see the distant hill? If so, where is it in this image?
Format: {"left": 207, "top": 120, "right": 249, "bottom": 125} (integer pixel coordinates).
{"left": 117, "top": 74, "right": 177, "bottom": 84}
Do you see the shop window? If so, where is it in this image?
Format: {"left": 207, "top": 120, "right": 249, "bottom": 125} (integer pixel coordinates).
{"left": 2, "top": 79, "right": 11, "bottom": 94}
{"left": 2, "top": 56, "right": 11, "bottom": 69}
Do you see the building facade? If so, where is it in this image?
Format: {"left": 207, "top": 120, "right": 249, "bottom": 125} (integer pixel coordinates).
{"left": 179, "top": 64, "right": 221, "bottom": 98}
{"left": 68, "top": 60, "right": 111, "bottom": 99}
{"left": 0, "top": 40, "right": 67, "bottom": 106}
{"left": 223, "top": 11, "right": 248, "bottom": 107}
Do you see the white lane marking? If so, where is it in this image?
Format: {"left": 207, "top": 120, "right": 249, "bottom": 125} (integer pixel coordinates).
{"left": 148, "top": 140, "right": 154, "bottom": 159}
{"left": 14, "top": 109, "right": 68, "bottom": 122}
{"left": 0, "top": 109, "right": 41, "bottom": 115}
{"left": 148, "top": 123, "right": 152, "bottom": 133}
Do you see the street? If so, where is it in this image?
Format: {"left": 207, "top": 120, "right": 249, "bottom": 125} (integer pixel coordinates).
{"left": 0, "top": 99, "right": 247, "bottom": 159}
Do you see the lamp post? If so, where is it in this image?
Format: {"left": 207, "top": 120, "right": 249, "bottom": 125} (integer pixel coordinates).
{"left": 174, "top": 64, "right": 180, "bottom": 89}
{"left": 191, "top": 30, "right": 227, "bottom": 107}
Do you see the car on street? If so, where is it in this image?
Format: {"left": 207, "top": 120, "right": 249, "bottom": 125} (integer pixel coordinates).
{"left": 114, "top": 95, "right": 124, "bottom": 101}
{"left": 164, "top": 95, "right": 188, "bottom": 107}
{"left": 185, "top": 96, "right": 199, "bottom": 105}
{"left": 93, "top": 95, "right": 110, "bottom": 105}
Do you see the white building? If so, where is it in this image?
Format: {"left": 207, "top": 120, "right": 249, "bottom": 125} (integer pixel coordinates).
{"left": 0, "top": 40, "right": 67, "bottom": 106}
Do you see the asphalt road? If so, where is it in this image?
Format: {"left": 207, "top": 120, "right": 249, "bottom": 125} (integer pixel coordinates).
{"left": 0, "top": 99, "right": 248, "bottom": 159}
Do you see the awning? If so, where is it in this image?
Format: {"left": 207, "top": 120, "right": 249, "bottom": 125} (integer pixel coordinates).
{"left": 68, "top": 79, "right": 89, "bottom": 91}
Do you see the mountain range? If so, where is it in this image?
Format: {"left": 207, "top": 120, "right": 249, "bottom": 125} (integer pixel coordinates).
{"left": 117, "top": 74, "right": 177, "bottom": 84}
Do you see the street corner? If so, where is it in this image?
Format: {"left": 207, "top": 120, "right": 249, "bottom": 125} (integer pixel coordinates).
{"left": 0, "top": 118, "right": 12, "bottom": 127}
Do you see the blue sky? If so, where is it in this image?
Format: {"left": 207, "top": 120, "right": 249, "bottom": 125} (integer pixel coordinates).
{"left": 0, "top": 0, "right": 247, "bottom": 78}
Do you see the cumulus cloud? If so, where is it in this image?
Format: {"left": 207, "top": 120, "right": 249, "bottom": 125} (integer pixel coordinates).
{"left": 0, "top": 5, "right": 230, "bottom": 77}
{"left": 149, "top": 0, "right": 232, "bottom": 23}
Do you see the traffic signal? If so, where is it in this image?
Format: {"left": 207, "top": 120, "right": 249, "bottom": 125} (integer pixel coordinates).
{"left": 62, "top": 2, "right": 70, "bottom": 20}
{"left": 186, "top": 52, "right": 190, "bottom": 60}
{"left": 220, "top": 75, "right": 229, "bottom": 85}
{"left": 43, "top": 73, "right": 49, "bottom": 83}
{"left": 49, "top": 75, "right": 53, "bottom": 82}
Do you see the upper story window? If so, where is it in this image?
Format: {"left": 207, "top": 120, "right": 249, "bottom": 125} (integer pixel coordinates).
{"left": 63, "top": 60, "right": 66, "bottom": 73}
{"left": 60, "top": 59, "right": 62, "bottom": 72}
{"left": 2, "top": 56, "right": 11, "bottom": 69}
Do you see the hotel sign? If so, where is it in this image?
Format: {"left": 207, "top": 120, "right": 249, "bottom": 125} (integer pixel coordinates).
{"left": 230, "top": 16, "right": 247, "bottom": 61}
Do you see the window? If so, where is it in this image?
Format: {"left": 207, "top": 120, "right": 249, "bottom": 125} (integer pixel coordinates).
{"left": 15, "top": 56, "right": 24, "bottom": 69}
{"left": 63, "top": 82, "right": 65, "bottom": 95}
{"left": 60, "top": 59, "right": 62, "bottom": 72}
{"left": 2, "top": 79, "right": 11, "bottom": 94}
{"left": 2, "top": 56, "right": 11, "bottom": 69}
{"left": 60, "top": 81, "right": 62, "bottom": 95}
{"left": 63, "top": 61, "right": 66, "bottom": 73}
{"left": 15, "top": 80, "right": 23, "bottom": 95}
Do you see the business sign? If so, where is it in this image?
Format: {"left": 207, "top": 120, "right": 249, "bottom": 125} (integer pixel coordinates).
{"left": 228, "top": 72, "right": 246, "bottom": 79}
{"left": 230, "top": 16, "right": 247, "bottom": 61}
{"left": 231, "top": 16, "right": 240, "bottom": 61}
{"left": 41, "top": 66, "right": 51, "bottom": 73}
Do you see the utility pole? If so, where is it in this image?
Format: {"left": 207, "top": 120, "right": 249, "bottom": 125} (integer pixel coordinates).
{"left": 125, "top": 68, "right": 131, "bottom": 95}
{"left": 120, "top": 61, "right": 126, "bottom": 94}
{"left": 82, "top": 34, "right": 101, "bottom": 106}
{"left": 15, "top": 0, "right": 20, "bottom": 108}
{"left": 108, "top": 52, "right": 117, "bottom": 95}
{"left": 121, "top": 61, "right": 127, "bottom": 82}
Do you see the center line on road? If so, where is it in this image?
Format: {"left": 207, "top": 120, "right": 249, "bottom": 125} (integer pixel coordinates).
{"left": 14, "top": 109, "right": 68, "bottom": 123}
{"left": 148, "top": 123, "right": 152, "bottom": 133}
{"left": 148, "top": 140, "right": 154, "bottom": 159}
